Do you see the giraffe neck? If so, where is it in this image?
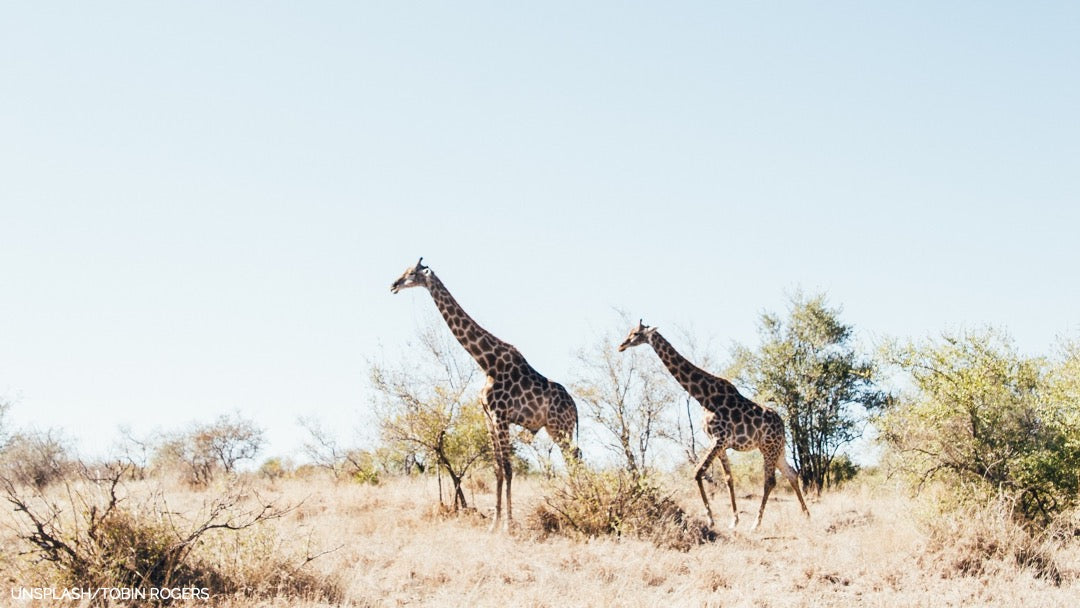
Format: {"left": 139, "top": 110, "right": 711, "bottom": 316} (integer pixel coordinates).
{"left": 648, "top": 332, "right": 711, "bottom": 396}
{"left": 425, "top": 273, "right": 507, "bottom": 372}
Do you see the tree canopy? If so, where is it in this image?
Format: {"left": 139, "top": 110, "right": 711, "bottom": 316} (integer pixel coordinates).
{"left": 881, "top": 329, "right": 1080, "bottom": 525}
{"left": 730, "top": 291, "right": 888, "bottom": 492}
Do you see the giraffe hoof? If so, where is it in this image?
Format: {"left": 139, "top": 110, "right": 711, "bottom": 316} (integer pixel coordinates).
{"left": 729, "top": 519, "right": 739, "bottom": 530}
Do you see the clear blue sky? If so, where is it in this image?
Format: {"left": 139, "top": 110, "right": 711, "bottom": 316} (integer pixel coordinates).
{"left": 2, "top": 2, "right": 1078, "bottom": 460}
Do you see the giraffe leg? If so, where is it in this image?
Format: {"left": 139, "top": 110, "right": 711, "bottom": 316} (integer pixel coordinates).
{"left": 751, "top": 457, "right": 777, "bottom": 533}
{"left": 717, "top": 451, "right": 739, "bottom": 529}
{"left": 694, "top": 441, "right": 724, "bottom": 528}
{"left": 488, "top": 421, "right": 508, "bottom": 532}
{"left": 778, "top": 457, "right": 810, "bottom": 519}
{"left": 489, "top": 421, "right": 514, "bottom": 532}
{"left": 548, "top": 418, "right": 580, "bottom": 465}
{"left": 756, "top": 444, "right": 790, "bottom": 531}
{"left": 503, "top": 437, "right": 514, "bottom": 531}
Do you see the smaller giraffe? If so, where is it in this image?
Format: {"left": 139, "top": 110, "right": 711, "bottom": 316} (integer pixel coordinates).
{"left": 618, "top": 320, "right": 809, "bottom": 530}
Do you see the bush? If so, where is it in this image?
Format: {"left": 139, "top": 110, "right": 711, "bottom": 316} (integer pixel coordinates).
{"left": 882, "top": 329, "right": 1080, "bottom": 526}
{"left": 153, "top": 414, "right": 265, "bottom": 486}
{"left": 2, "top": 463, "right": 342, "bottom": 605}
{"left": 258, "top": 457, "right": 294, "bottom": 481}
{"left": 827, "top": 454, "right": 860, "bottom": 487}
{"left": 922, "top": 492, "right": 1065, "bottom": 585}
{"left": 0, "top": 428, "right": 71, "bottom": 489}
{"left": 530, "top": 465, "right": 712, "bottom": 551}
{"left": 343, "top": 450, "right": 381, "bottom": 484}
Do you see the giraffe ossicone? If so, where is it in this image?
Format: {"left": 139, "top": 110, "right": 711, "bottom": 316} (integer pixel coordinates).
{"left": 618, "top": 320, "right": 810, "bottom": 530}
{"left": 391, "top": 258, "right": 579, "bottom": 531}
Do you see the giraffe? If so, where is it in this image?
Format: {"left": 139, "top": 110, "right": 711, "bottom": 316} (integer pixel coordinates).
{"left": 391, "top": 258, "right": 579, "bottom": 531}
{"left": 617, "top": 320, "right": 809, "bottom": 530}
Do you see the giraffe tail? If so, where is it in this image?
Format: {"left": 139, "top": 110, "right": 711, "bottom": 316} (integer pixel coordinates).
{"left": 573, "top": 410, "right": 582, "bottom": 460}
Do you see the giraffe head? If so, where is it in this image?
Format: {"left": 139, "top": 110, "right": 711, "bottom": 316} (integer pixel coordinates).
{"left": 617, "top": 319, "right": 658, "bottom": 352}
{"left": 390, "top": 258, "right": 432, "bottom": 293}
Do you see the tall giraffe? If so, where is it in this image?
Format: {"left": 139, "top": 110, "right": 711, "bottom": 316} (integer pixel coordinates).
{"left": 391, "top": 258, "right": 579, "bottom": 530}
{"left": 618, "top": 320, "right": 809, "bottom": 530}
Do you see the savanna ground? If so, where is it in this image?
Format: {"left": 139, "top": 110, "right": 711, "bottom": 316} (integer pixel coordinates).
{"left": 3, "top": 466, "right": 1078, "bottom": 608}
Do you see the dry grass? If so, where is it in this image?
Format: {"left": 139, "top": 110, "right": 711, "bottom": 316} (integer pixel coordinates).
{"left": 2, "top": 471, "right": 1078, "bottom": 607}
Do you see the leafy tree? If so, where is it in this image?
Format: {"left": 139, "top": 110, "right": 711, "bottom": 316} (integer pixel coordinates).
{"left": 881, "top": 329, "right": 1080, "bottom": 525}
{"left": 259, "top": 456, "right": 293, "bottom": 480}
{"left": 730, "top": 291, "right": 887, "bottom": 493}
{"left": 370, "top": 321, "right": 491, "bottom": 510}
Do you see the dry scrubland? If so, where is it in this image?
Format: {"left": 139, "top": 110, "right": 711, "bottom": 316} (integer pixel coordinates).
{"left": 3, "top": 470, "right": 1078, "bottom": 608}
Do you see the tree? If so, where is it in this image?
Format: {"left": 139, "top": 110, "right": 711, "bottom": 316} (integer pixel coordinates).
{"left": 114, "top": 425, "right": 154, "bottom": 479}
{"left": 154, "top": 414, "right": 265, "bottom": 485}
{"left": 881, "top": 329, "right": 1080, "bottom": 525}
{"left": 573, "top": 324, "right": 680, "bottom": 474}
{"left": 730, "top": 291, "right": 888, "bottom": 493}
{"left": 0, "top": 399, "right": 10, "bottom": 450}
{"left": 370, "top": 321, "right": 491, "bottom": 510}
{"left": 298, "top": 416, "right": 383, "bottom": 482}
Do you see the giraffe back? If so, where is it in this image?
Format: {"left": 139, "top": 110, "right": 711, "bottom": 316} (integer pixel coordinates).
{"left": 698, "top": 380, "right": 786, "bottom": 452}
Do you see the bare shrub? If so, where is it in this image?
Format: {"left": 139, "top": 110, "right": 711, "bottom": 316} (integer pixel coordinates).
{"left": 0, "top": 428, "right": 71, "bottom": 489}
{"left": 573, "top": 323, "right": 680, "bottom": 474}
{"left": 2, "top": 462, "right": 342, "bottom": 604}
{"left": 531, "top": 465, "right": 712, "bottom": 551}
{"left": 114, "top": 425, "right": 154, "bottom": 480}
{"left": 297, "top": 416, "right": 381, "bottom": 483}
{"left": 923, "top": 493, "right": 1065, "bottom": 585}
{"left": 0, "top": 399, "right": 10, "bottom": 448}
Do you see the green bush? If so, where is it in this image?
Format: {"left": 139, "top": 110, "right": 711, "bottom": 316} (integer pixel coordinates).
{"left": 881, "top": 329, "right": 1080, "bottom": 526}
{"left": 258, "top": 457, "right": 293, "bottom": 481}
{"left": 344, "top": 449, "right": 381, "bottom": 484}
{"left": 827, "top": 453, "right": 860, "bottom": 487}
